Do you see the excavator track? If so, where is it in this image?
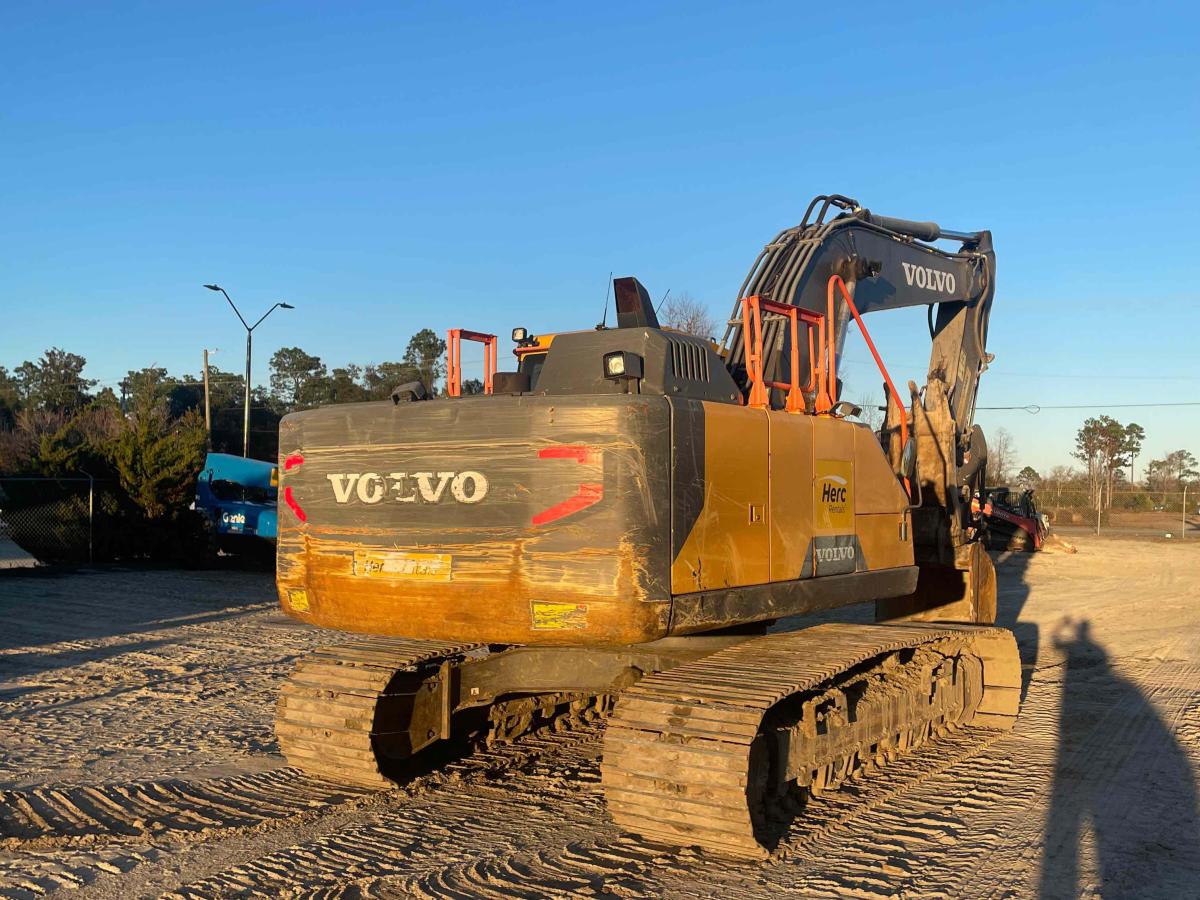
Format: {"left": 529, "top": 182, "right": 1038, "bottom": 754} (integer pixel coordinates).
{"left": 601, "top": 622, "right": 1020, "bottom": 858}
{"left": 276, "top": 638, "right": 482, "bottom": 787}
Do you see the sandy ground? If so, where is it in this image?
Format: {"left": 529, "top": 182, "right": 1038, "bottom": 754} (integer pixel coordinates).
{"left": 1, "top": 539, "right": 1198, "bottom": 899}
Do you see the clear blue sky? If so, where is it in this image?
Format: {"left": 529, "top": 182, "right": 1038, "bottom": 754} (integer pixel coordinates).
{"left": 3, "top": 1, "right": 1198, "bottom": 473}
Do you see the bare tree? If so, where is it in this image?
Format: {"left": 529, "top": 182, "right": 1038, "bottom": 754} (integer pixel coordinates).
{"left": 1045, "top": 464, "right": 1077, "bottom": 512}
{"left": 660, "top": 292, "right": 717, "bottom": 339}
{"left": 854, "top": 392, "right": 883, "bottom": 432}
{"left": 989, "top": 427, "right": 1015, "bottom": 484}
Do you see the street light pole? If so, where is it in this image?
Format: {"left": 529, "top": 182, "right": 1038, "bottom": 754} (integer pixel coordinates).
{"left": 202, "top": 349, "right": 213, "bottom": 447}
{"left": 242, "top": 329, "right": 253, "bottom": 458}
{"left": 204, "top": 285, "right": 294, "bottom": 457}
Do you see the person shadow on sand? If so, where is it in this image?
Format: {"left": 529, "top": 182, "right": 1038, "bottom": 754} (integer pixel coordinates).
{"left": 1038, "top": 618, "right": 1200, "bottom": 899}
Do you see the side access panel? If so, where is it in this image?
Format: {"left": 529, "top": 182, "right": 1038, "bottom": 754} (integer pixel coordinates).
{"left": 667, "top": 407, "right": 919, "bottom": 635}
{"left": 809, "top": 417, "right": 862, "bottom": 577}
{"left": 767, "top": 411, "right": 814, "bottom": 582}
{"left": 669, "top": 399, "right": 770, "bottom": 594}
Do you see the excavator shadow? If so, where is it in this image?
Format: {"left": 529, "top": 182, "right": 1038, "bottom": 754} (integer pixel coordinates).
{"left": 371, "top": 707, "right": 579, "bottom": 788}
{"left": 374, "top": 732, "right": 480, "bottom": 786}
{"left": 992, "top": 549, "right": 1038, "bottom": 701}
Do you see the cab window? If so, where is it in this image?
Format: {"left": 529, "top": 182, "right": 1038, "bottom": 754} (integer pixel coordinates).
{"left": 518, "top": 352, "right": 547, "bottom": 389}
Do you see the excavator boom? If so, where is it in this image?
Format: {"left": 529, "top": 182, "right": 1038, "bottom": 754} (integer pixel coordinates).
{"left": 724, "top": 193, "right": 995, "bottom": 443}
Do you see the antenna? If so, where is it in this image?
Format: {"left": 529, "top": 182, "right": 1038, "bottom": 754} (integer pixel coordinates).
{"left": 655, "top": 288, "right": 672, "bottom": 314}
{"left": 596, "top": 271, "right": 613, "bottom": 330}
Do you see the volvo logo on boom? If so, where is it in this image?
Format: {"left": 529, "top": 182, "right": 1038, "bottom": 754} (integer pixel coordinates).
{"left": 901, "top": 261, "right": 956, "bottom": 294}
{"left": 326, "top": 471, "right": 489, "bottom": 505}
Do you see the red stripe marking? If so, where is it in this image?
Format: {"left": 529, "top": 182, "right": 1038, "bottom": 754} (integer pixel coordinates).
{"left": 531, "top": 483, "right": 603, "bottom": 526}
{"left": 538, "top": 446, "right": 594, "bottom": 463}
{"left": 283, "top": 486, "right": 307, "bottom": 523}
{"left": 282, "top": 454, "right": 306, "bottom": 521}
{"left": 531, "top": 445, "right": 603, "bottom": 526}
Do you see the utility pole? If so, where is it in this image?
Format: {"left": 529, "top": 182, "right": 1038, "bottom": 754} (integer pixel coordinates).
{"left": 202, "top": 349, "right": 212, "bottom": 448}
{"left": 204, "top": 285, "right": 293, "bottom": 458}
{"left": 243, "top": 332, "right": 252, "bottom": 458}
{"left": 1184, "top": 483, "right": 1189, "bottom": 540}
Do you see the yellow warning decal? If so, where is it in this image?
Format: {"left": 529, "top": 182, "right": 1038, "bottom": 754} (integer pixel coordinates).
{"left": 814, "top": 459, "right": 854, "bottom": 530}
{"left": 286, "top": 588, "right": 310, "bottom": 612}
{"left": 530, "top": 600, "right": 589, "bottom": 630}
{"left": 352, "top": 551, "right": 453, "bottom": 581}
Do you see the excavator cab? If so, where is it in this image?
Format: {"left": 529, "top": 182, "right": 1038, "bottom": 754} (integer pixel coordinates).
{"left": 444, "top": 327, "right": 562, "bottom": 395}
{"left": 511, "top": 328, "right": 552, "bottom": 390}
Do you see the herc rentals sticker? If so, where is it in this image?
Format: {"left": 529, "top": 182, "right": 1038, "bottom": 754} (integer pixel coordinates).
{"left": 814, "top": 459, "right": 854, "bottom": 530}
{"left": 352, "top": 550, "right": 453, "bottom": 581}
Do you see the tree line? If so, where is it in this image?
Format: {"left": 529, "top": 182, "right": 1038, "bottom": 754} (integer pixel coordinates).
{"left": 848, "top": 403, "right": 1195, "bottom": 516}
{"left": 4, "top": 327, "right": 1194, "bottom": 560}
{"left": 998, "top": 415, "right": 1197, "bottom": 516}
{"left": 0, "top": 329, "right": 452, "bottom": 561}
{"left": 0, "top": 330, "right": 451, "bottom": 464}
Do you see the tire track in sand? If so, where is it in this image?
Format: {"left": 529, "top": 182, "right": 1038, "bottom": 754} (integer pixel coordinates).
{"left": 0, "top": 769, "right": 372, "bottom": 847}
{"left": 0, "top": 726, "right": 606, "bottom": 899}
{"left": 153, "top": 724, "right": 1010, "bottom": 899}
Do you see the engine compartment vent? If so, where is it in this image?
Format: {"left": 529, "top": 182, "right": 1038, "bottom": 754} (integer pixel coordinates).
{"left": 669, "top": 338, "right": 711, "bottom": 382}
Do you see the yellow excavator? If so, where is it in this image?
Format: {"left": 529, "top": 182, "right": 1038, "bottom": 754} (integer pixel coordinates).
{"left": 273, "top": 193, "right": 1019, "bottom": 858}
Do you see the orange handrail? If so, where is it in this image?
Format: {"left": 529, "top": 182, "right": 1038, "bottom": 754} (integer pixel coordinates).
{"left": 737, "top": 283, "right": 911, "bottom": 496}
{"left": 446, "top": 329, "right": 497, "bottom": 397}
{"left": 738, "top": 295, "right": 826, "bottom": 413}
{"left": 826, "top": 275, "right": 910, "bottom": 495}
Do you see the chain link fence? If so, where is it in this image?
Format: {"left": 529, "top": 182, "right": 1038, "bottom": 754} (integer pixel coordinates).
{"left": 0, "top": 476, "right": 119, "bottom": 564}
{"left": 0, "top": 475, "right": 220, "bottom": 566}
{"left": 1038, "top": 488, "right": 1198, "bottom": 538}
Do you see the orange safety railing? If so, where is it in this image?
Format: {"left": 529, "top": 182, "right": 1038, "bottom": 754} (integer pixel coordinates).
{"left": 826, "top": 275, "right": 910, "bottom": 495}
{"left": 739, "top": 294, "right": 829, "bottom": 413}
{"left": 446, "top": 329, "right": 497, "bottom": 397}
{"left": 738, "top": 280, "right": 911, "bottom": 496}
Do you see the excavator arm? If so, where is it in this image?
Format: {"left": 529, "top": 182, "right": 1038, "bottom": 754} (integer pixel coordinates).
{"left": 721, "top": 194, "right": 999, "bottom": 624}
{"left": 721, "top": 193, "right": 995, "bottom": 440}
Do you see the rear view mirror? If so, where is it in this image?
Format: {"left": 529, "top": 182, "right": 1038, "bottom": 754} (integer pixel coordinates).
{"left": 901, "top": 438, "right": 917, "bottom": 480}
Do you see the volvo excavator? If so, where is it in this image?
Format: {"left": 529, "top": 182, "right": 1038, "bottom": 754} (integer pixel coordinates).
{"left": 273, "top": 194, "right": 1020, "bottom": 858}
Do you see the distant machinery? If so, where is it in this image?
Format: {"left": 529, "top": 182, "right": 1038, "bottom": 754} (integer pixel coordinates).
{"left": 195, "top": 452, "right": 278, "bottom": 552}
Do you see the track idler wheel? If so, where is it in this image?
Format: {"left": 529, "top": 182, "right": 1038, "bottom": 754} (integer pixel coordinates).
{"left": 276, "top": 639, "right": 479, "bottom": 787}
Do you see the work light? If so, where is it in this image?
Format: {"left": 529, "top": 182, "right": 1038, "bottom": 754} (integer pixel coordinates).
{"left": 603, "top": 351, "right": 643, "bottom": 381}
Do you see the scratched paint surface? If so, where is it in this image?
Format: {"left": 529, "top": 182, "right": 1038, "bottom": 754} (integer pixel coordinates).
{"left": 276, "top": 394, "right": 673, "bottom": 645}
{"left": 276, "top": 392, "right": 915, "bottom": 645}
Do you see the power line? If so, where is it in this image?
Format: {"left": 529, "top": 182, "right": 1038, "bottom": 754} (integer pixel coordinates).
{"left": 837, "top": 357, "right": 1200, "bottom": 381}
{"left": 979, "top": 402, "right": 1200, "bottom": 413}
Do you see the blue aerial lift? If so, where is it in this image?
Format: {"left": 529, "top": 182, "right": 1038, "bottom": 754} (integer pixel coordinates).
{"left": 195, "top": 452, "right": 278, "bottom": 551}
